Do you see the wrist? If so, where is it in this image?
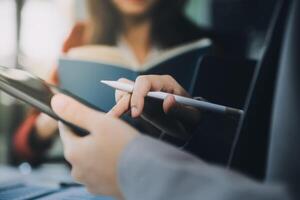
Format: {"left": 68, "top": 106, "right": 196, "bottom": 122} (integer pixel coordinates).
{"left": 116, "top": 134, "right": 141, "bottom": 198}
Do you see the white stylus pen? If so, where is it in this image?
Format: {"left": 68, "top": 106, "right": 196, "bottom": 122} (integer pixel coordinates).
{"left": 101, "top": 80, "right": 244, "bottom": 116}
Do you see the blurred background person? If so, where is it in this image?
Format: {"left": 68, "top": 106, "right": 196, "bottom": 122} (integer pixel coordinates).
{"left": 12, "top": 0, "right": 210, "bottom": 165}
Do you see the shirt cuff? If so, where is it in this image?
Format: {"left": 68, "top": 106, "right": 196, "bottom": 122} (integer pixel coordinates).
{"left": 117, "top": 135, "right": 158, "bottom": 199}
{"left": 117, "top": 135, "right": 197, "bottom": 199}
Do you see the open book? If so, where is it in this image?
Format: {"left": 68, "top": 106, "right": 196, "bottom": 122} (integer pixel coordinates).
{"left": 58, "top": 38, "right": 212, "bottom": 112}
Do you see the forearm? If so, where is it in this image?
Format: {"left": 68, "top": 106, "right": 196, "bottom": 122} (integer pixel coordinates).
{"left": 118, "top": 136, "right": 291, "bottom": 200}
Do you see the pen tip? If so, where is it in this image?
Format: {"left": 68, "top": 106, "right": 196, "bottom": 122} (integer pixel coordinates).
{"left": 100, "top": 80, "right": 111, "bottom": 85}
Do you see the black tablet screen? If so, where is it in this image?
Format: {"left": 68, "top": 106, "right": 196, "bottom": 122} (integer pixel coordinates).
{"left": 0, "top": 66, "right": 89, "bottom": 136}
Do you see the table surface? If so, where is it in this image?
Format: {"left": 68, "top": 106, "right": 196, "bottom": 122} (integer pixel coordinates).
{"left": 0, "top": 164, "right": 114, "bottom": 199}
{"left": 0, "top": 164, "right": 72, "bottom": 186}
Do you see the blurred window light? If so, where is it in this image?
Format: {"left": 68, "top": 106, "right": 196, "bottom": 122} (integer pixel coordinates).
{"left": 20, "top": 0, "right": 75, "bottom": 78}
{"left": 0, "top": 0, "right": 16, "bottom": 66}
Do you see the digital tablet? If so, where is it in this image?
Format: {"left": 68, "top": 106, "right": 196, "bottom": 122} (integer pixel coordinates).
{"left": 0, "top": 66, "right": 102, "bottom": 136}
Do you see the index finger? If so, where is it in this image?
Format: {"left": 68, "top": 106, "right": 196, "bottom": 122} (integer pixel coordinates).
{"left": 130, "top": 75, "right": 188, "bottom": 118}
{"left": 107, "top": 93, "right": 131, "bottom": 118}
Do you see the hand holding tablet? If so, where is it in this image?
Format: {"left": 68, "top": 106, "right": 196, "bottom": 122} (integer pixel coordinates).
{"left": 0, "top": 66, "right": 96, "bottom": 136}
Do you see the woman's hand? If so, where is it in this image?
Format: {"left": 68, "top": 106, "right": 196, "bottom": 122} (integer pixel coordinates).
{"left": 51, "top": 94, "right": 139, "bottom": 198}
{"left": 108, "top": 75, "right": 203, "bottom": 133}
{"left": 34, "top": 113, "right": 58, "bottom": 141}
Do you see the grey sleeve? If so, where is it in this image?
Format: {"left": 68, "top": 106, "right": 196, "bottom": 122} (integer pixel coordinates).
{"left": 118, "top": 136, "right": 291, "bottom": 200}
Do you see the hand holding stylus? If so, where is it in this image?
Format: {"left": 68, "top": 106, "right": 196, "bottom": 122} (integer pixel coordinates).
{"left": 105, "top": 75, "right": 204, "bottom": 129}
{"left": 102, "top": 78, "right": 243, "bottom": 118}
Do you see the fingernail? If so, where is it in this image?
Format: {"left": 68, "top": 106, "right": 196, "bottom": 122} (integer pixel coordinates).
{"left": 52, "top": 95, "right": 67, "bottom": 112}
{"left": 131, "top": 106, "right": 138, "bottom": 117}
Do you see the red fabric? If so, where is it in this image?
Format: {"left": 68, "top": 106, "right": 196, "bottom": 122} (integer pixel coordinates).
{"left": 13, "top": 112, "right": 39, "bottom": 159}
{"left": 12, "top": 21, "right": 87, "bottom": 160}
{"left": 62, "top": 21, "right": 87, "bottom": 53}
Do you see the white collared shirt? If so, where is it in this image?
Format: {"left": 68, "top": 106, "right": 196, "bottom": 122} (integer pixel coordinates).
{"left": 117, "top": 37, "right": 163, "bottom": 70}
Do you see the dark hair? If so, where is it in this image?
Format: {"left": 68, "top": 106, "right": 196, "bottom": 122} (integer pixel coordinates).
{"left": 87, "top": 0, "right": 208, "bottom": 49}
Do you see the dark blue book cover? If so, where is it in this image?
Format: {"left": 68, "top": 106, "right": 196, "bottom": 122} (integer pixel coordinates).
{"left": 58, "top": 39, "right": 211, "bottom": 112}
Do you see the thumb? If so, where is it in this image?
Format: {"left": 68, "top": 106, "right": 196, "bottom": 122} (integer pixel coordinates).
{"left": 51, "top": 94, "right": 104, "bottom": 131}
{"left": 58, "top": 122, "right": 80, "bottom": 146}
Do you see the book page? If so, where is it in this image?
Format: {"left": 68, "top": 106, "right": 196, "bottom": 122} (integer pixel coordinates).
{"left": 62, "top": 38, "right": 211, "bottom": 72}
{"left": 65, "top": 45, "right": 134, "bottom": 69}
